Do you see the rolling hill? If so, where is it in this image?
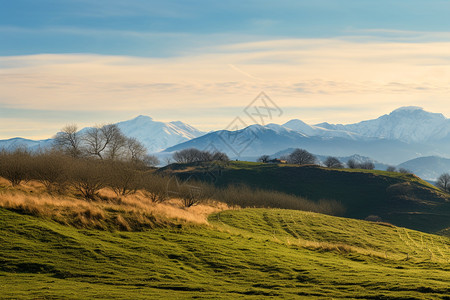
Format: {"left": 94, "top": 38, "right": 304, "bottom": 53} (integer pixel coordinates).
{"left": 1, "top": 206, "right": 449, "bottom": 299}
{"left": 160, "top": 161, "right": 450, "bottom": 234}
{"left": 398, "top": 156, "right": 450, "bottom": 181}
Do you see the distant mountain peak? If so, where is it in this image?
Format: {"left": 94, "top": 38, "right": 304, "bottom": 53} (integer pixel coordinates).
{"left": 388, "top": 106, "right": 446, "bottom": 119}
{"left": 391, "top": 106, "right": 424, "bottom": 113}
{"left": 115, "top": 116, "right": 205, "bottom": 153}
{"left": 132, "top": 115, "right": 153, "bottom": 121}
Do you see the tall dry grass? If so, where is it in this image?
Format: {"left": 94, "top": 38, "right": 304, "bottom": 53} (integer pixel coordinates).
{"left": 0, "top": 179, "right": 228, "bottom": 231}
{"left": 213, "top": 184, "right": 345, "bottom": 216}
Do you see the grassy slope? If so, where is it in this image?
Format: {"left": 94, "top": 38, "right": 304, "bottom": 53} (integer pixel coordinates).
{"left": 1, "top": 207, "right": 450, "bottom": 299}
{"left": 160, "top": 161, "right": 450, "bottom": 233}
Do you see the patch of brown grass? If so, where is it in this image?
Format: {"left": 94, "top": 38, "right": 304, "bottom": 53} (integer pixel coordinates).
{"left": 0, "top": 179, "right": 230, "bottom": 231}
{"left": 285, "top": 238, "right": 393, "bottom": 259}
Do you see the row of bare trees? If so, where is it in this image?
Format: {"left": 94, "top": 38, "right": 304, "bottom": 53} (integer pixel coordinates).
{"left": 0, "top": 149, "right": 155, "bottom": 196}
{"left": 257, "top": 149, "right": 382, "bottom": 171}
{"left": 172, "top": 148, "right": 229, "bottom": 163}
{"left": 0, "top": 148, "right": 213, "bottom": 207}
{"left": 258, "top": 149, "right": 372, "bottom": 169}
{"left": 54, "top": 124, "right": 157, "bottom": 165}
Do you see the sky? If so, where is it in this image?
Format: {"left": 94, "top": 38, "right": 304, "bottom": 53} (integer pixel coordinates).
{"left": 1, "top": 0, "right": 450, "bottom": 139}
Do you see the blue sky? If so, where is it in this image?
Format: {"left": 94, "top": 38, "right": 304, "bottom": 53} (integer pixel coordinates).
{"left": 3, "top": 0, "right": 450, "bottom": 56}
{"left": 1, "top": 1, "right": 450, "bottom": 138}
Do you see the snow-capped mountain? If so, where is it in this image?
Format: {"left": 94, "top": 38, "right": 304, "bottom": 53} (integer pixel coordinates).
{"left": 164, "top": 124, "right": 428, "bottom": 164}
{"left": 2, "top": 107, "right": 450, "bottom": 164}
{"left": 116, "top": 115, "right": 205, "bottom": 152}
{"left": 0, "top": 137, "right": 53, "bottom": 152}
{"left": 0, "top": 116, "right": 205, "bottom": 154}
{"left": 283, "top": 119, "right": 362, "bottom": 140}
{"left": 163, "top": 106, "right": 450, "bottom": 164}
{"left": 317, "top": 106, "right": 450, "bottom": 143}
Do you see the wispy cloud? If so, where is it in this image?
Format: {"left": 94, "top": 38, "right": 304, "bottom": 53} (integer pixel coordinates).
{"left": 1, "top": 38, "right": 450, "bottom": 138}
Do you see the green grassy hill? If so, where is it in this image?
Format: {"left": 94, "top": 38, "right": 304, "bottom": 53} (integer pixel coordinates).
{"left": 160, "top": 161, "right": 450, "bottom": 234}
{"left": 1, "top": 207, "right": 450, "bottom": 299}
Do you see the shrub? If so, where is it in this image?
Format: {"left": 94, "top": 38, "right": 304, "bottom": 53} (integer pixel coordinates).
{"left": 30, "top": 151, "right": 72, "bottom": 193}
{"left": 166, "top": 177, "right": 212, "bottom": 207}
{"left": 436, "top": 173, "right": 450, "bottom": 192}
{"left": 347, "top": 159, "right": 358, "bottom": 169}
{"left": 142, "top": 173, "right": 170, "bottom": 203}
{"left": 0, "top": 148, "right": 32, "bottom": 186}
{"left": 287, "top": 149, "right": 316, "bottom": 165}
{"left": 104, "top": 161, "right": 143, "bottom": 196}
{"left": 398, "top": 168, "right": 412, "bottom": 174}
{"left": 213, "top": 184, "right": 344, "bottom": 216}
{"left": 257, "top": 155, "right": 270, "bottom": 163}
{"left": 70, "top": 159, "right": 108, "bottom": 200}
{"left": 386, "top": 166, "right": 396, "bottom": 172}
{"left": 359, "top": 162, "right": 375, "bottom": 170}
{"left": 346, "top": 160, "right": 374, "bottom": 170}
{"left": 173, "top": 148, "right": 229, "bottom": 163}
{"left": 324, "top": 157, "right": 343, "bottom": 168}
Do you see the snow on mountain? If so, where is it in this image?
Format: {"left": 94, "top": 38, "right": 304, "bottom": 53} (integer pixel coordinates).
{"left": 163, "top": 123, "right": 425, "bottom": 164}
{"left": 283, "top": 119, "right": 362, "bottom": 140}
{"left": 116, "top": 115, "right": 205, "bottom": 153}
{"left": 0, "top": 137, "right": 53, "bottom": 152}
{"left": 0, "top": 116, "right": 205, "bottom": 154}
{"left": 164, "top": 124, "right": 310, "bottom": 157}
{"left": 321, "top": 106, "right": 450, "bottom": 143}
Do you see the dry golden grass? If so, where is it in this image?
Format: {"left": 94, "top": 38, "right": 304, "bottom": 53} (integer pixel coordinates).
{"left": 0, "top": 179, "right": 230, "bottom": 231}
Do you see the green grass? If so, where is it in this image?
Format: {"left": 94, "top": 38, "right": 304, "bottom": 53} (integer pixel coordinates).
{"left": 160, "top": 161, "right": 450, "bottom": 234}
{"left": 1, "top": 207, "right": 450, "bottom": 299}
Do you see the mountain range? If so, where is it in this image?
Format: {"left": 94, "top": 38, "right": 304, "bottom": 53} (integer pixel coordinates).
{"left": 164, "top": 106, "right": 450, "bottom": 164}
{"left": 116, "top": 115, "right": 205, "bottom": 153}
{"left": 1, "top": 106, "right": 450, "bottom": 180}
{"left": 0, "top": 115, "right": 205, "bottom": 154}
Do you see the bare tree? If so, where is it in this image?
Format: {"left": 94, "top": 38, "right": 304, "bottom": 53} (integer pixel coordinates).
{"left": 287, "top": 149, "right": 316, "bottom": 165}
{"left": 105, "top": 161, "right": 142, "bottom": 196}
{"left": 324, "top": 156, "right": 343, "bottom": 168}
{"left": 177, "top": 181, "right": 210, "bottom": 207}
{"left": 436, "top": 173, "right": 450, "bottom": 192}
{"left": 53, "top": 124, "right": 82, "bottom": 157}
{"left": 257, "top": 155, "right": 270, "bottom": 163}
{"left": 142, "top": 155, "right": 160, "bottom": 167}
{"left": 165, "top": 157, "right": 173, "bottom": 166}
{"left": 126, "top": 137, "right": 147, "bottom": 163}
{"left": 173, "top": 148, "right": 204, "bottom": 163}
{"left": 83, "top": 126, "right": 106, "bottom": 159}
{"left": 31, "top": 151, "right": 71, "bottom": 192}
{"left": 83, "top": 124, "right": 124, "bottom": 160}
{"left": 386, "top": 166, "right": 397, "bottom": 172}
{"left": 0, "top": 148, "right": 32, "bottom": 186}
{"left": 399, "top": 168, "right": 411, "bottom": 174}
{"left": 360, "top": 162, "right": 375, "bottom": 170}
{"left": 347, "top": 159, "right": 358, "bottom": 169}
{"left": 70, "top": 159, "right": 107, "bottom": 200}
{"left": 105, "top": 129, "right": 127, "bottom": 160}
{"left": 212, "top": 151, "right": 229, "bottom": 162}
{"left": 142, "top": 174, "right": 169, "bottom": 203}
{"left": 173, "top": 148, "right": 229, "bottom": 163}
